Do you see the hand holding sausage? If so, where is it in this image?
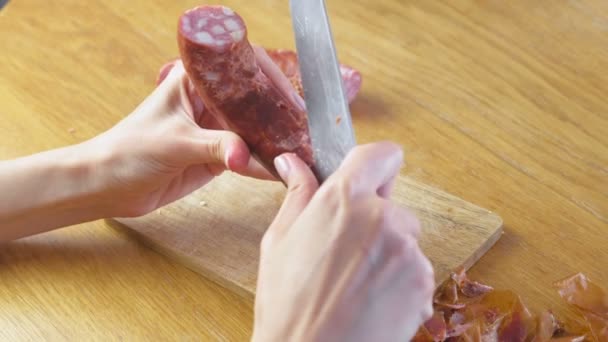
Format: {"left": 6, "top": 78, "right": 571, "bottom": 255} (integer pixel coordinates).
{"left": 86, "top": 61, "right": 275, "bottom": 218}
{"left": 253, "top": 142, "right": 435, "bottom": 342}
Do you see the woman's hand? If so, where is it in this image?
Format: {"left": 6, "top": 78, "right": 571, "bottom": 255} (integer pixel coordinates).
{"left": 252, "top": 142, "right": 435, "bottom": 342}
{"left": 87, "top": 61, "right": 274, "bottom": 217}
{"left": 0, "top": 49, "right": 303, "bottom": 240}
{"left": 0, "top": 60, "right": 275, "bottom": 240}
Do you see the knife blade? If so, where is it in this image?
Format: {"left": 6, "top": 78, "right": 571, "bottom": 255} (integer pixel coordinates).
{"left": 289, "top": 0, "right": 357, "bottom": 182}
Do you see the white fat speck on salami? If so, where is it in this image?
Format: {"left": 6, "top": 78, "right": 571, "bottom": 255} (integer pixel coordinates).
{"left": 196, "top": 18, "right": 208, "bottom": 29}
{"left": 223, "top": 19, "right": 240, "bottom": 31}
{"left": 221, "top": 7, "right": 234, "bottom": 16}
{"left": 182, "top": 16, "right": 192, "bottom": 32}
{"left": 211, "top": 25, "right": 226, "bottom": 34}
{"left": 205, "top": 71, "right": 220, "bottom": 81}
{"left": 179, "top": 5, "right": 246, "bottom": 51}
{"left": 230, "top": 30, "right": 244, "bottom": 41}
{"left": 195, "top": 31, "right": 214, "bottom": 44}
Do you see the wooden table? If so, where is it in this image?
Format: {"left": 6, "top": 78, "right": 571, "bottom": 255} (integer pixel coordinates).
{"left": 1, "top": 0, "right": 606, "bottom": 339}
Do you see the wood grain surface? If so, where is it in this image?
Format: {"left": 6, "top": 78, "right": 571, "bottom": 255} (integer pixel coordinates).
{"left": 1, "top": 0, "right": 606, "bottom": 340}
{"left": 112, "top": 172, "right": 502, "bottom": 299}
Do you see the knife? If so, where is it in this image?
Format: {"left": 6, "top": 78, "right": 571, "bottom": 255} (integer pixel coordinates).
{"left": 289, "top": 0, "right": 357, "bottom": 182}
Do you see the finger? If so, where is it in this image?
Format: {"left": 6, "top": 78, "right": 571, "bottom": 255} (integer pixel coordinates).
{"left": 267, "top": 153, "right": 319, "bottom": 235}
{"left": 128, "top": 61, "right": 188, "bottom": 123}
{"left": 179, "top": 128, "right": 251, "bottom": 172}
{"left": 377, "top": 162, "right": 403, "bottom": 199}
{"left": 159, "top": 59, "right": 213, "bottom": 129}
{"left": 391, "top": 236, "right": 435, "bottom": 325}
{"left": 166, "top": 60, "right": 207, "bottom": 125}
{"left": 156, "top": 58, "right": 179, "bottom": 85}
{"left": 253, "top": 46, "right": 306, "bottom": 112}
{"left": 386, "top": 203, "right": 421, "bottom": 239}
{"left": 415, "top": 248, "right": 436, "bottom": 321}
{"left": 183, "top": 76, "right": 206, "bottom": 125}
{"left": 156, "top": 60, "right": 187, "bottom": 92}
{"left": 234, "top": 156, "right": 278, "bottom": 181}
{"left": 330, "top": 141, "right": 404, "bottom": 197}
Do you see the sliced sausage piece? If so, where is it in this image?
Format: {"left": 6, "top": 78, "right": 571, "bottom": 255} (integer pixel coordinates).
{"left": 177, "top": 5, "right": 314, "bottom": 177}
{"left": 265, "top": 49, "right": 362, "bottom": 104}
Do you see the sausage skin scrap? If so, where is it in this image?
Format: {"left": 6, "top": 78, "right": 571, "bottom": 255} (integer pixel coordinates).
{"left": 415, "top": 269, "right": 607, "bottom": 342}
{"left": 177, "top": 5, "right": 313, "bottom": 176}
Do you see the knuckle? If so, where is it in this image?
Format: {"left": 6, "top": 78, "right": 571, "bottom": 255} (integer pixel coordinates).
{"left": 328, "top": 176, "right": 354, "bottom": 199}
{"left": 383, "top": 204, "right": 404, "bottom": 233}
{"left": 260, "top": 230, "right": 275, "bottom": 254}
{"left": 371, "top": 201, "right": 387, "bottom": 228}
{"left": 384, "top": 204, "right": 422, "bottom": 243}
{"left": 316, "top": 177, "right": 352, "bottom": 210}
{"left": 288, "top": 178, "right": 317, "bottom": 200}
{"left": 391, "top": 230, "right": 416, "bottom": 261}
{"left": 210, "top": 137, "right": 224, "bottom": 159}
{"left": 396, "top": 206, "right": 421, "bottom": 237}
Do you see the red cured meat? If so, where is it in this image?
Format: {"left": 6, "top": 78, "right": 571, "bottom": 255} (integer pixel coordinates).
{"left": 177, "top": 5, "right": 314, "bottom": 176}
{"left": 434, "top": 275, "right": 465, "bottom": 309}
{"left": 554, "top": 273, "right": 608, "bottom": 341}
{"left": 451, "top": 267, "right": 494, "bottom": 298}
{"left": 531, "top": 310, "right": 562, "bottom": 342}
{"left": 415, "top": 270, "right": 608, "bottom": 342}
{"left": 424, "top": 311, "right": 448, "bottom": 341}
{"left": 265, "top": 49, "right": 362, "bottom": 104}
{"left": 554, "top": 273, "right": 608, "bottom": 318}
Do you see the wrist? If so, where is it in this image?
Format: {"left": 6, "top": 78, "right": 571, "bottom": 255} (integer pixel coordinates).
{"left": 0, "top": 140, "right": 115, "bottom": 240}
{"left": 48, "top": 140, "right": 117, "bottom": 219}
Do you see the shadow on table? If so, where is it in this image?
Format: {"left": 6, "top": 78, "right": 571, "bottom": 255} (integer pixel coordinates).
{"left": 0, "top": 236, "right": 135, "bottom": 273}
{"left": 349, "top": 92, "right": 393, "bottom": 122}
{"left": 0, "top": 226, "right": 174, "bottom": 283}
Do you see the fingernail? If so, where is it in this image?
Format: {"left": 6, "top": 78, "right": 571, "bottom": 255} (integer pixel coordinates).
{"left": 224, "top": 146, "right": 233, "bottom": 170}
{"left": 292, "top": 92, "right": 306, "bottom": 112}
{"left": 274, "top": 155, "right": 290, "bottom": 180}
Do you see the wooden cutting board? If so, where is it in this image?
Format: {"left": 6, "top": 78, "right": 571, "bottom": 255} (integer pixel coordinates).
{"left": 110, "top": 172, "right": 503, "bottom": 299}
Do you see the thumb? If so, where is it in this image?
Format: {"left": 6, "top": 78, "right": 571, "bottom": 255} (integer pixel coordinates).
{"left": 182, "top": 128, "right": 251, "bottom": 172}
{"left": 265, "top": 153, "right": 319, "bottom": 242}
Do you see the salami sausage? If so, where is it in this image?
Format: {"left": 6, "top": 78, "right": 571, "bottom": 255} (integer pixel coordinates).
{"left": 157, "top": 49, "right": 362, "bottom": 105}
{"left": 177, "top": 5, "right": 313, "bottom": 177}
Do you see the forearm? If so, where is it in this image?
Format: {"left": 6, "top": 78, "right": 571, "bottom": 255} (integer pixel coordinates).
{"left": 0, "top": 142, "right": 112, "bottom": 241}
